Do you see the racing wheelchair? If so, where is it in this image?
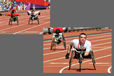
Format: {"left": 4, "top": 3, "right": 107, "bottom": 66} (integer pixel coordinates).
{"left": 68, "top": 48, "right": 96, "bottom": 71}
{"left": 50, "top": 33, "right": 66, "bottom": 50}
{"left": 28, "top": 15, "right": 39, "bottom": 24}
{"left": 9, "top": 16, "right": 19, "bottom": 25}
{"left": 27, "top": 11, "right": 40, "bottom": 24}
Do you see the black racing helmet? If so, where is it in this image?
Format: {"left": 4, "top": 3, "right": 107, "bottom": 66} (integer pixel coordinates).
{"left": 32, "top": 9, "right": 35, "bottom": 12}
{"left": 11, "top": 9, "right": 15, "bottom": 14}
{"left": 55, "top": 29, "right": 60, "bottom": 34}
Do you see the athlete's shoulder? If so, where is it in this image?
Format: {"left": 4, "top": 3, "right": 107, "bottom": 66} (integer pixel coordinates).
{"left": 86, "top": 40, "right": 91, "bottom": 44}
{"left": 14, "top": 13, "right": 19, "bottom": 16}
{"left": 71, "top": 39, "right": 79, "bottom": 43}
{"left": 7, "top": 13, "right": 11, "bottom": 16}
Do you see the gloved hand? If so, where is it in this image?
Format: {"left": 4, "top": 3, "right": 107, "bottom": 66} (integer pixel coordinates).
{"left": 65, "top": 53, "right": 69, "bottom": 59}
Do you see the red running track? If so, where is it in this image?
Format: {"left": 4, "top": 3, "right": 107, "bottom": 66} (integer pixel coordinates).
{"left": 43, "top": 28, "right": 112, "bottom": 73}
{"left": 0, "top": 9, "right": 50, "bottom": 34}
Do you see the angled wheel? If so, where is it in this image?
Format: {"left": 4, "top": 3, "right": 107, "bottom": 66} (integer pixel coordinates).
{"left": 17, "top": 18, "right": 19, "bottom": 25}
{"left": 90, "top": 51, "right": 96, "bottom": 70}
{"left": 50, "top": 39, "right": 56, "bottom": 50}
{"left": 28, "top": 18, "right": 31, "bottom": 24}
{"left": 9, "top": 19, "right": 11, "bottom": 25}
{"left": 69, "top": 51, "right": 73, "bottom": 70}
{"left": 32, "top": 20, "right": 33, "bottom": 24}
{"left": 52, "top": 40, "right": 56, "bottom": 51}
{"left": 9, "top": 18, "right": 12, "bottom": 25}
{"left": 37, "top": 17, "right": 39, "bottom": 24}
{"left": 78, "top": 54, "right": 83, "bottom": 72}
{"left": 62, "top": 35, "right": 66, "bottom": 50}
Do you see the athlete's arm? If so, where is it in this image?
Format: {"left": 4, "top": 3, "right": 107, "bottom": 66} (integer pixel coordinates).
{"left": 67, "top": 40, "right": 74, "bottom": 54}
{"left": 50, "top": 34, "right": 55, "bottom": 50}
{"left": 84, "top": 41, "right": 91, "bottom": 56}
{"left": 65, "top": 41, "right": 74, "bottom": 59}
{"left": 84, "top": 51, "right": 89, "bottom": 56}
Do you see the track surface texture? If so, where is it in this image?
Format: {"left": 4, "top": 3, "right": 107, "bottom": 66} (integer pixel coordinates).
{"left": 0, "top": 9, "right": 50, "bottom": 34}
{"left": 43, "top": 28, "right": 112, "bottom": 73}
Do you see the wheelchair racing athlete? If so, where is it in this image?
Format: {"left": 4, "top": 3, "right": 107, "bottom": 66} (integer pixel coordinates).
{"left": 8, "top": 9, "right": 19, "bottom": 25}
{"left": 50, "top": 27, "right": 67, "bottom": 50}
{"left": 27, "top": 9, "right": 40, "bottom": 24}
{"left": 65, "top": 33, "right": 92, "bottom": 59}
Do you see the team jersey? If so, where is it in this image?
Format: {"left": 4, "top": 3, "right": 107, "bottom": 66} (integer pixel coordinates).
{"left": 53, "top": 33, "right": 63, "bottom": 38}
{"left": 53, "top": 33, "right": 63, "bottom": 42}
{"left": 71, "top": 39, "right": 91, "bottom": 52}
{"left": 8, "top": 13, "right": 19, "bottom": 17}
{"left": 53, "top": 27, "right": 63, "bottom": 33}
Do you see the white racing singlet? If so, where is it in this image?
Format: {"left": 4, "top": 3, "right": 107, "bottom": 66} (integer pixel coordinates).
{"left": 53, "top": 33, "right": 63, "bottom": 42}
{"left": 71, "top": 39, "right": 91, "bottom": 52}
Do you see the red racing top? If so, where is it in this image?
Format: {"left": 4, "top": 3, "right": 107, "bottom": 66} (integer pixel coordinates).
{"left": 53, "top": 27, "right": 63, "bottom": 33}
{"left": 7, "top": 13, "right": 19, "bottom": 17}
{"left": 8, "top": 9, "right": 19, "bottom": 17}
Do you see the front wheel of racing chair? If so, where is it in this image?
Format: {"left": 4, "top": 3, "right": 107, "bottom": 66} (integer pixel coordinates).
{"left": 9, "top": 18, "right": 12, "bottom": 25}
{"left": 68, "top": 49, "right": 96, "bottom": 71}
{"left": 9, "top": 17, "right": 19, "bottom": 25}
{"left": 9, "top": 17, "right": 14, "bottom": 25}
{"left": 28, "top": 17, "right": 33, "bottom": 24}
{"left": 28, "top": 17, "right": 31, "bottom": 24}
{"left": 37, "top": 17, "right": 39, "bottom": 24}
{"left": 17, "top": 17, "right": 19, "bottom": 25}
{"left": 68, "top": 50, "right": 74, "bottom": 70}
{"left": 90, "top": 51, "right": 96, "bottom": 70}
{"left": 50, "top": 39, "right": 56, "bottom": 51}
{"left": 62, "top": 35, "right": 66, "bottom": 50}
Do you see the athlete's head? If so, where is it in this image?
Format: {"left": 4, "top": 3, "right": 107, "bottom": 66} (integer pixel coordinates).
{"left": 32, "top": 9, "right": 35, "bottom": 12}
{"left": 55, "top": 29, "right": 60, "bottom": 34}
{"left": 79, "top": 33, "right": 87, "bottom": 44}
{"left": 12, "top": 10, "right": 15, "bottom": 14}
{"left": 11, "top": 9, "right": 16, "bottom": 14}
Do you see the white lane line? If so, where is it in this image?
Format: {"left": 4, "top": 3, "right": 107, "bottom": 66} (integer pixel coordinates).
{"left": 89, "top": 63, "right": 110, "bottom": 64}
{"left": 44, "top": 64, "right": 109, "bottom": 68}
{"left": 50, "top": 62, "right": 110, "bottom": 65}
{"left": 43, "top": 38, "right": 111, "bottom": 50}
{"left": 108, "top": 66, "right": 112, "bottom": 73}
{"left": 0, "top": 11, "right": 48, "bottom": 21}
{"left": 50, "top": 62, "right": 69, "bottom": 64}
{"left": 44, "top": 36, "right": 111, "bottom": 46}
{"left": 0, "top": 16, "right": 49, "bottom": 31}
{"left": 13, "top": 21, "right": 50, "bottom": 34}
{"left": 44, "top": 50, "right": 66, "bottom": 56}
{"left": 44, "top": 57, "right": 65, "bottom": 63}
{"left": 0, "top": 15, "right": 47, "bottom": 26}
{"left": 59, "top": 54, "right": 111, "bottom": 73}
{"left": 44, "top": 32, "right": 111, "bottom": 42}
{"left": 43, "top": 46, "right": 111, "bottom": 63}
{"left": 93, "top": 42, "right": 111, "bottom": 47}
{"left": 44, "top": 34, "right": 111, "bottom": 45}
{"left": 43, "top": 42, "right": 111, "bottom": 56}
{"left": 21, "top": 31, "right": 41, "bottom": 33}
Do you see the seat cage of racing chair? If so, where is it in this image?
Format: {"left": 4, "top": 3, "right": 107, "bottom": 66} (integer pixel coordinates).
{"left": 28, "top": 15, "right": 39, "bottom": 24}
{"left": 54, "top": 35, "right": 61, "bottom": 43}
{"left": 10, "top": 16, "right": 17, "bottom": 21}
{"left": 31, "top": 15, "right": 38, "bottom": 20}
{"left": 69, "top": 48, "right": 96, "bottom": 71}
{"left": 9, "top": 16, "right": 19, "bottom": 25}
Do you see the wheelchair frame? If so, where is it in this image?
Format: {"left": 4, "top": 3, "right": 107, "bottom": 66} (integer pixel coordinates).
{"left": 28, "top": 16, "right": 39, "bottom": 24}
{"left": 9, "top": 16, "right": 19, "bottom": 25}
{"left": 68, "top": 48, "right": 96, "bottom": 71}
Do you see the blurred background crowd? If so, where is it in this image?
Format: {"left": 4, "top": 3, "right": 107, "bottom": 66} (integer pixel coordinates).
{"left": 0, "top": 0, "right": 50, "bottom": 12}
